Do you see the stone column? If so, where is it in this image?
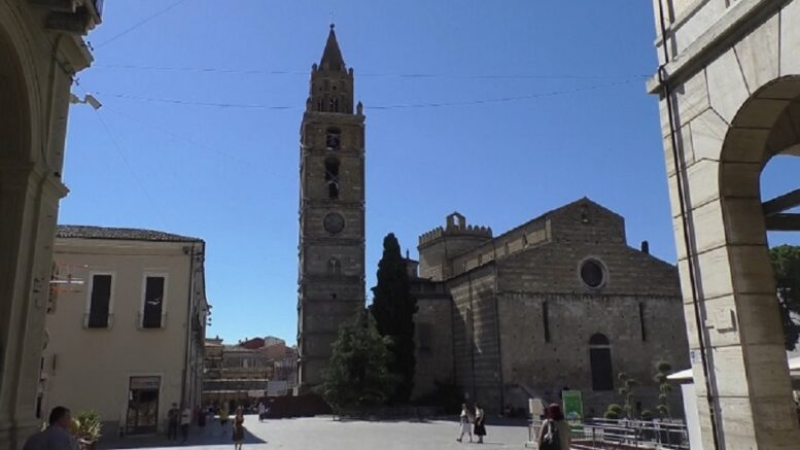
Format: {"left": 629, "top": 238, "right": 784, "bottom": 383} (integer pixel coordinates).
{"left": 0, "top": 163, "right": 66, "bottom": 450}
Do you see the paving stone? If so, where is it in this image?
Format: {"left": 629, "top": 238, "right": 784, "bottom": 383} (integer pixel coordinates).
{"left": 99, "top": 416, "right": 533, "bottom": 450}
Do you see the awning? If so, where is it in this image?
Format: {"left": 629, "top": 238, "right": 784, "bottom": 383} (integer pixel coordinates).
{"left": 670, "top": 356, "right": 800, "bottom": 382}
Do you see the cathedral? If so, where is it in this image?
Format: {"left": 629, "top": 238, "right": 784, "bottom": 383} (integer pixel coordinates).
{"left": 409, "top": 199, "right": 690, "bottom": 415}
{"left": 295, "top": 28, "right": 689, "bottom": 417}
{"left": 296, "top": 25, "right": 366, "bottom": 390}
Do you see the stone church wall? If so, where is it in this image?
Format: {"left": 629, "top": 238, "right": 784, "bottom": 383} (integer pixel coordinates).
{"left": 497, "top": 292, "right": 687, "bottom": 417}
{"left": 447, "top": 265, "right": 504, "bottom": 410}
{"left": 412, "top": 295, "right": 454, "bottom": 400}
{"left": 495, "top": 233, "right": 688, "bottom": 416}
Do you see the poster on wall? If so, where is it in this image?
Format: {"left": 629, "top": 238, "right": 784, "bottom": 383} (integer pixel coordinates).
{"left": 562, "top": 390, "right": 583, "bottom": 423}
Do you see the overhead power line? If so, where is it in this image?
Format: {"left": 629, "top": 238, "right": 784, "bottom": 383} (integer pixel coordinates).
{"left": 94, "top": 0, "right": 189, "bottom": 49}
{"left": 93, "top": 78, "right": 640, "bottom": 111}
{"left": 91, "top": 63, "right": 650, "bottom": 81}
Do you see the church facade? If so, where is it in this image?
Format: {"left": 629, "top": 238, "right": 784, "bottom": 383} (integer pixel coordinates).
{"left": 296, "top": 26, "right": 366, "bottom": 390}
{"left": 411, "top": 198, "right": 690, "bottom": 416}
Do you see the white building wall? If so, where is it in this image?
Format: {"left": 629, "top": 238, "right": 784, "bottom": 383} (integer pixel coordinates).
{"left": 43, "top": 238, "right": 200, "bottom": 434}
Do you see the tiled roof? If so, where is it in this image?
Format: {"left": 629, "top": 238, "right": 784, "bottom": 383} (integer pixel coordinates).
{"left": 56, "top": 225, "right": 202, "bottom": 243}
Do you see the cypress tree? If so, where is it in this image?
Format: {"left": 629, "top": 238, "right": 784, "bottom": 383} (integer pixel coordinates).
{"left": 370, "top": 233, "right": 418, "bottom": 403}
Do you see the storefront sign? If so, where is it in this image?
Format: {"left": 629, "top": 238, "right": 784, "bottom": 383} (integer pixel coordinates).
{"left": 130, "top": 376, "right": 160, "bottom": 390}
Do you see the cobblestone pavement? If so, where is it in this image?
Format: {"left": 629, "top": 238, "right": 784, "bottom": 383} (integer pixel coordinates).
{"left": 100, "top": 415, "right": 534, "bottom": 450}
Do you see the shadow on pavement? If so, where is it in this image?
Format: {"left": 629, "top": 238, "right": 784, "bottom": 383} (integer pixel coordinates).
{"left": 98, "top": 427, "right": 266, "bottom": 449}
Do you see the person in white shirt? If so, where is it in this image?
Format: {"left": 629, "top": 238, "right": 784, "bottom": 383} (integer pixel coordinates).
{"left": 257, "top": 402, "right": 266, "bottom": 422}
{"left": 456, "top": 404, "right": 473, "bottom": 443}
{"left": 180, "top": 405, "right": 192, "bottom": 442}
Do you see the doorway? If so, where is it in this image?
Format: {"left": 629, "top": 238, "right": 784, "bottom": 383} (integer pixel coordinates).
{"left": 126, "top": 376, "right": 160, "bottom": 435}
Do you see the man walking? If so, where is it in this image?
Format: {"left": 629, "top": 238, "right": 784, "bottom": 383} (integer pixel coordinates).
{"left": 167, "top": 403, "right": 180, "bottom": 442}
{"left": 23, "top": 406, "right": 79, "bottom": 450}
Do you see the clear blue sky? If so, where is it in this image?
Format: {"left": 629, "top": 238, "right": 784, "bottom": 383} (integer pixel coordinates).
{"left": 62, "top": 0, "right": 800, "bottom": 345}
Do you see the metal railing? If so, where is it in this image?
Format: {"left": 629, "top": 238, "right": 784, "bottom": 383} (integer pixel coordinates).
{"left": 526, "top": 417, "right": 690, "bottom": 449}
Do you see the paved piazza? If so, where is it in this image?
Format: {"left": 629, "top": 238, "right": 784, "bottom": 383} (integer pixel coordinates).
{"left": 101, "top": 415, "right": 534, "bottom": 450}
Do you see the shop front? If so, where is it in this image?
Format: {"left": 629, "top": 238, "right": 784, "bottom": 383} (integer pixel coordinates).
{"left": 126, "top": 376, "right": 161, "bottom": 435}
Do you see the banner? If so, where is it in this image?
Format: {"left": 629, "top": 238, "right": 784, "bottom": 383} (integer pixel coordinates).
{"left": 562, "top": 390, "right": 583, "bottom": 423}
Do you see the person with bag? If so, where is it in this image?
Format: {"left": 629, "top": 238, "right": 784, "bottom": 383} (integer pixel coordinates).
{"left": 538, "top": 403, "right": 571, "bottom": 450}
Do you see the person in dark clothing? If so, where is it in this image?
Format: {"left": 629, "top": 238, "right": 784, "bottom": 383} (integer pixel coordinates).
{"left": 167, "top": 403, "right": 180, "bottom": 442}
{"left": 232, "top": 407, "right": 245, "bottom": 450}
{"left": 473, "top": 403, "right": 487, "bottom": 443}
{"left": 23, "top": 406, "right": 80, "bottom": 450}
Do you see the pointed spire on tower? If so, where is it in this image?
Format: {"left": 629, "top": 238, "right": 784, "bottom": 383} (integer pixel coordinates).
{"left": 320, "top": 23, "right": 346, "bottom": 71}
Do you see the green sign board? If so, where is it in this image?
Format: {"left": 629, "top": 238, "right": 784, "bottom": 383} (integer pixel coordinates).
{"left": 562, "top": 390, "right": 583, "bottom": 423}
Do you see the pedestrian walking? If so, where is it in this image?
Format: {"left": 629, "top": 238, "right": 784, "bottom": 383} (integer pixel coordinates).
{"left": 473, "top": 403, "right": 487, "bottom": 444}
{"left": 456, "top": 403, "right": 473, "bottom": 443}
{"left": 167, "top": 403, "right": 180, "bottom": 442}
{"left": 538, "top": 403, "right": 571, "bottom": 450}
{"left": 232, "top": 407, "right": 245, "bottom": 450}
{"left": 23, "top": 406, "right": 80, "bottom": 450}
{"left": 257, "top": 401, "right": 266, "bottom": 422}
{"left": 180, "top": 405, "right": 192, "bottom": 443}
{"left": 219, "top": 405, "right": 230, "bottom": 436}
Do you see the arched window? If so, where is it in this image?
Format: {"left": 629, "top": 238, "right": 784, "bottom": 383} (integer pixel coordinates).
{"left": 326, "top": 127, "right": 341, "bottom": 150}
{"left": 589, "top": 333, "right": 613, "bottom": 391}
{"left": 324, "top": 158, "right": 340, "bottom": 200}
{"left": 327, "top": 258, "right": 341, "bottom": 275}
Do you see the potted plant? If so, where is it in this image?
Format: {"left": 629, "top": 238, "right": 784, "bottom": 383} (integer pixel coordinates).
{"left": 74, "top": 411, "right": 102, "bottom": 450}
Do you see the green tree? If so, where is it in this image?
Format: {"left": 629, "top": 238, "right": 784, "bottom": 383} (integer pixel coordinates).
{"left": 653, "top": 361, "right": 673, "bottom": 418}
{"left": 370, "top": 233, "right": 418, "bottom": 403}
{"left": 617, "top": 372, "right": 639, "bottom": 419}
{"left": 316, "top": 309, "right": 398, "bottom": 410}
{"left": 770, "top": 245, "right": 800, "bottom": 351}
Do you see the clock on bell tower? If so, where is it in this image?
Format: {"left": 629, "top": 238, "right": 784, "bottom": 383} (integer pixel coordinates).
{"left": 296, "top": 24, "right": 366, "bottom": 391}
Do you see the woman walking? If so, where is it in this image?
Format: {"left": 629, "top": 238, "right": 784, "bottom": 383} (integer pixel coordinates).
{"left": 456, "top": 404, "right": 473, "bottom": 443}
{"left": 538, "top": 404, "right": 571, "bottom": 450}
{"left": 473, "top": 403, "right": 487, "bottom": 444}
{"left": 232, "top": 407, "right": 245, "bottom": 450}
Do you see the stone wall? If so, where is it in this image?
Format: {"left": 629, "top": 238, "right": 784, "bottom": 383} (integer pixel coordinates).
{"left": 497, "top": 292, "right": 687, "bottom": 417}
{"left": 412, "top": 293, "right": 454, "bottom": 399}
{"left": 447, "top": 265, "right": 504, "bottom": 410}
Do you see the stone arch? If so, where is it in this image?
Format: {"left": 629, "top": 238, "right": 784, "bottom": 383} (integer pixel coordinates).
{"left": 0, "top": 17, "right": 33, "bottom": 161}
{"left": 711, "top": 75, "right": 800, "bottom": 442}
{"left": 718, "top": 76, "right": 800, "bottom": 307}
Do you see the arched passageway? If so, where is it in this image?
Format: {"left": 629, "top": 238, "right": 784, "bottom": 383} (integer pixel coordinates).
{"left": 687, "top": 76, "right": 800, "bottom": 448}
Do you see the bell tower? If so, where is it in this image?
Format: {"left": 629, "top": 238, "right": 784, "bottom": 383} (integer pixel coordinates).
{"left": 297, "top": 25, "right": 366, "bottom": 390}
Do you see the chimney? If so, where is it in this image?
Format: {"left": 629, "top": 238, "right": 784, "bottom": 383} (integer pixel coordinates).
{"left": 641, "top": 240, "right": 650, "bottom": 254}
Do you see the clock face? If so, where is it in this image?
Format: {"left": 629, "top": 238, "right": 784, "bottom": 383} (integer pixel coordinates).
{"left": 323, "top": 213, "right": 345, "bottom": 235}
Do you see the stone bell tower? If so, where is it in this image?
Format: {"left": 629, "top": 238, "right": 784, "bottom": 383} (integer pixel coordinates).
{"left": 297, "top": 25, "right": 366, "bottom": 390}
